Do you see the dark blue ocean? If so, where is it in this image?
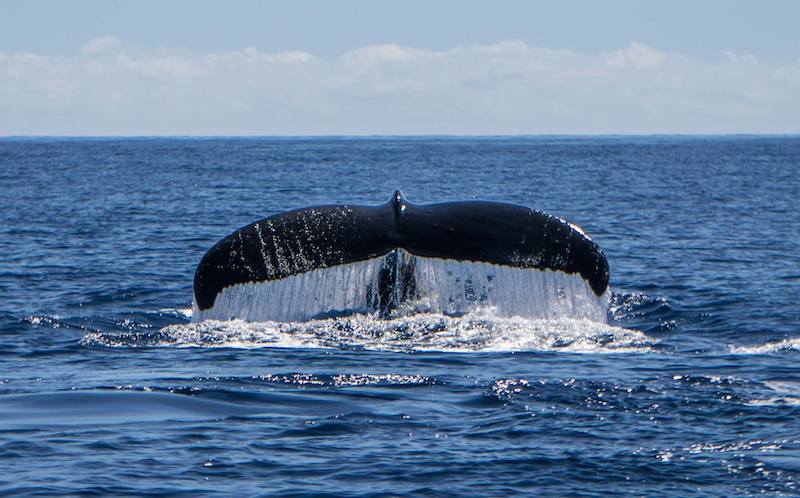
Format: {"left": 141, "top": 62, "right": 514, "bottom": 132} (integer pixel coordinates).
{"left": 1, "top": 136, "right": 799, "bottom": 496}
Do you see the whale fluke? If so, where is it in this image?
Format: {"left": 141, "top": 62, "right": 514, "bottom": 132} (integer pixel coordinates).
{"left": 193, "top": 191, "right": 609, "bottom": 322}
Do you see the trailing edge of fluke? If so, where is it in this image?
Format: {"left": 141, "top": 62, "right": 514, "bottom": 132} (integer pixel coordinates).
{"left": 193, "top": 191, "right": 609, "bottom": 319}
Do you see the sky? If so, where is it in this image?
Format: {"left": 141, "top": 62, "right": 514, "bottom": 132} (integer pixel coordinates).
{"left": 1, "top": 0, "right": 799, "bottom": 135}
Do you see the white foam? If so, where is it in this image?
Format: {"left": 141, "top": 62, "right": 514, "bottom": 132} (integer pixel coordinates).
{"left": 157, "top": 307, "right": 193, "bottom": 318}
{"left": 193, "top": 251, "right": 609, "bottom": 323}
{"left": 745, "top": 397, "right": 800, "bottom": 407}
{"left": 728, "top": 338, "right": 800, "bottom": 354}
{"left": 84, "top": 310, "right": 653, "bottom": 353}
{"left": 746, "top": 381, "right": 800, "bottom": 406}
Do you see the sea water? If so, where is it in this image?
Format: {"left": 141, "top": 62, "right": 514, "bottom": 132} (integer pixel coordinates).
{"left": 1, "top": 136, "right": 799, "bottom": 496}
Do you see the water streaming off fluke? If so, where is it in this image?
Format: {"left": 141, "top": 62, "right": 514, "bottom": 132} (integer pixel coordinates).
{"left": 193, "top": 252, "right": 609, "bottom": 323}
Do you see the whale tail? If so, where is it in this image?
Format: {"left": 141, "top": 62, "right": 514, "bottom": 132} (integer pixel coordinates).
{"left": 193, "top": 191, "right": 610, "bottom": 323}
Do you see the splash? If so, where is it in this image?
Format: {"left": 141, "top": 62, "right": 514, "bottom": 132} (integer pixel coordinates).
{"left": 83, "top": 309, "right": 653, "bottom": 353}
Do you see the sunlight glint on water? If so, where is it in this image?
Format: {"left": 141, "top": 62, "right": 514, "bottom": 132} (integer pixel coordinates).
{"left": 3, "top": 136, "right": 800, "bottom": 497}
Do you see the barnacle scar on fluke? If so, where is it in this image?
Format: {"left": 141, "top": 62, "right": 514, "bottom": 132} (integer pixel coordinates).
{"left": 193, "top": 191, "right": 610, "bottom": 323}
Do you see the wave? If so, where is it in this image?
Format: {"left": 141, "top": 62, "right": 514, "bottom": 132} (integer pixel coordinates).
{"left": 0, "top": 390, "right": 262, "bottom": 428}
{"left": 728, "top": 338, "right": 800, "bottom": 354}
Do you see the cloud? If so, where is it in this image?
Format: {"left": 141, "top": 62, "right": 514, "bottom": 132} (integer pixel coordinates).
{"left": 605, "top": 41, "right": 667, "bottom": 69}
{"left": 80, "top": 36, "right": 121, "bottom": 55}
{"left": 1, "top": 39, "right": 798, "bottom": 135}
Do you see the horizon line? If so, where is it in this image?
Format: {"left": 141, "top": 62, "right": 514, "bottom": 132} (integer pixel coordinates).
{"left": 2, "top": 133, "right": 800, "bottom": 140}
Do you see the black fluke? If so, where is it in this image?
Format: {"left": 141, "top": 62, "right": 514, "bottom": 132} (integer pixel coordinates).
{"left": 193, "top": 191, "right": 609, "bottom": 311}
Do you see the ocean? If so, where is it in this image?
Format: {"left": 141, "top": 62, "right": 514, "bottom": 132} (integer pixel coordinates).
{"left": 1, "top": 136, "right": 798, "bottom": 496}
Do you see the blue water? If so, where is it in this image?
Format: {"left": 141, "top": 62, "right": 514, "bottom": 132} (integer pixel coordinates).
{"left": 1, "top": 136, "right": 799, "bottom": 496}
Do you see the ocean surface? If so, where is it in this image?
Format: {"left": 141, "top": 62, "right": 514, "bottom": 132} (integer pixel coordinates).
{"left": 1, "top": 136, "right": 799, "bottom": 496}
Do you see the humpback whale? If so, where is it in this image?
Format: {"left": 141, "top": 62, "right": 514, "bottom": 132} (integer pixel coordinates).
{"left": 193, "top": 191, "right": 609, "bottom": 323}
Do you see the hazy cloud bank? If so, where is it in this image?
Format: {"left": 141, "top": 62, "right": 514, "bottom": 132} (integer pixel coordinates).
{"left": 1, "top": 38, "right": 798, "bottom": 135}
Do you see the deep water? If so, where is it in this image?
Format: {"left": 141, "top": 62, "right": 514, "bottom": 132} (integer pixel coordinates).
{"left": 1, "top": 136, "right": 799, "bottom": 496}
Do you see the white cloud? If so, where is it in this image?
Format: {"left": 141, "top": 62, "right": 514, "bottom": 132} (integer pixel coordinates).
{"left": 1, "top": 39, "right": 798, "bottom": 135}
{"left": 342, "top": 44, "right": 429, "bottom": 62}
{"left": 605, "top": 41, "right": 667, "bottom": 69}
{"left": 722, "top": 51, "right": 758, "bottom": 65}
{"left": 80, "top": 36, "right": 121, "bottom": 55}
